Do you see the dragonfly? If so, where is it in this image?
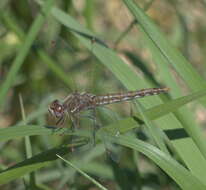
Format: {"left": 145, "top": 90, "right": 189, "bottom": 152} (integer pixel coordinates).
{"left": 47, "top": 39, "right": 170, "bottom": 161}
{"left": 48, "top": 87, "right": 169, "bottom": 134}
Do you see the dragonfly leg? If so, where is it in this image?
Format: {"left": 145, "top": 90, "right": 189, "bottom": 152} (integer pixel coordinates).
{"left": 70, "top": 114, "right": 79, "bottom": 132}
{"left": 97, "top": 106, "right": 121, "bottom": 162}
{"left": 91, "top": 108, "right": 100, "bottom": 146}
{"left": 56, "top": 116, "right": 65, "bottom": 126}
{"left": 68, "top": 115, "right": 79, "bottom": 152}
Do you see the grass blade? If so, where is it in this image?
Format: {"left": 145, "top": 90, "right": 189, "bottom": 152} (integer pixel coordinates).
{"left": 0, "top": 0, "right": 55, "bottom": 107}
{"left": 57, "top": 154, "right": 108, "bottom": 190}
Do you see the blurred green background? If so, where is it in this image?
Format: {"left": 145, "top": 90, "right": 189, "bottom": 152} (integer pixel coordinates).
{"left": 1, "top": 0, "right": 206, "bottom": 189}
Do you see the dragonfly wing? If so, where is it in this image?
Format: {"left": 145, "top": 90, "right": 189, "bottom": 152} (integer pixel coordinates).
{"left": 96, "top": 106, "right": 122, "bottom": 162}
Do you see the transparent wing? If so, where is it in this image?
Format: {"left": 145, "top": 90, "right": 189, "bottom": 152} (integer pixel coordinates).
{"left": 96, "top": 106, "right": 122, "bottom": 163}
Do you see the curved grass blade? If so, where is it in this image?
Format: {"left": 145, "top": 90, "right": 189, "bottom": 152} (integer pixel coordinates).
{"left": 0, "top": 141, "right": 87, "bottom": 185}
{"left": 121, "top": 0, "right": 206, "bottom": 172}
{"left": 134, "top": 100, "right": 169, "bottom": 154}
{"left": 139, "top": 88, "right": 206, "bottom": 120}
{"left": 122, "top": 0, "right": 206, "bottom": 100}
{"left": 97, "top": 132, "right": 206, "bottom": 190}
{"left": 1, "top": 123, "right": 206, "bottom": 189}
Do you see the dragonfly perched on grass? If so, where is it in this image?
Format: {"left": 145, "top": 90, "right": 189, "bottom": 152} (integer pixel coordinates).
{"left": 46, "top": 35, "right": 170, "bottom": 157}
{"left": 48, "top": 87, "right": 169, "bottom": 142}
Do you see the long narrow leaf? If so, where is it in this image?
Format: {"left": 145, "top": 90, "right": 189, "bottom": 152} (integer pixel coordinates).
{"left": 0, "top": 0, "right": 55, "bottom": 107}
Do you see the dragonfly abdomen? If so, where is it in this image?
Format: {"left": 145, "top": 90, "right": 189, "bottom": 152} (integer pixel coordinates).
{"left": 94, "top": 87, "right": 169, "bottom": 106}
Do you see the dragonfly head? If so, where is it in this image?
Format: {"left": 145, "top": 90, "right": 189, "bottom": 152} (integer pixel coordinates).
{"left": 48, "top": 99, "right": 65, "bottom": 118}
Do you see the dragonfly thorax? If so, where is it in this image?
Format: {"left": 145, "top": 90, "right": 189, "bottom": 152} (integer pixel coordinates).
{"left": 63, "top": 92, "right": 96, "bottom": 114}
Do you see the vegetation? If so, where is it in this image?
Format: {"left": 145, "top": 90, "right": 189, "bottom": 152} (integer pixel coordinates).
{"left": 1, "top": 0, "right": 206, "bottom": 189}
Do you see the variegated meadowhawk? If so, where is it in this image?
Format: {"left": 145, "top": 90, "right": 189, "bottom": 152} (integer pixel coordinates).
{"left": 47, "top": 39, "right": 170, "bottom": 160}
{"left": 48, "top": 87, "right": 169, "bottom": 133}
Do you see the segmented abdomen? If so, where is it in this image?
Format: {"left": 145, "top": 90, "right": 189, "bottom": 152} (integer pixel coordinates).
{"left": 93, "top": 87, "right": 169, "bottom": 106}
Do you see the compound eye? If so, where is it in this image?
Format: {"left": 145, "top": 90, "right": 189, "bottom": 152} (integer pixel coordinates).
{"left": 53, "top": 100, "right": 59, "bottom": 106}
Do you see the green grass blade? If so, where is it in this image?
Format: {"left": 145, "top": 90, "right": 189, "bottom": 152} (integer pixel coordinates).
{"left": 37, "top": 50, "right": 75, "bottom": 90}
{"left": 0, "top": 143, "right": 85, "bottom": 185}
{"left": 0, "top": 125, "right": 52, "bottom": 142}
{"left": 122, "top": 0, "right": 206, "bottom": 98}
{"left": 121, "top": 0, "right": 206, "bottom": 162}
{"left": 134, "top": 100, "right": 169, "bottom": 154}
{"left": 0, "top": 0, "right": 55, "bottom": 107}
{"left": 141, "top": 88, "right": 206, "bottom": 120}
{"left": 1, "top": 9, "right": 75, "bottom": 92}
{"left": 19, "top": 94, "right": 35, "bottom": 186}
{"left": 100, "top": 133, "right": 206, "bottom": 190}
{"left": 57, "top": 155, "right": 108, "bottom": 190}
